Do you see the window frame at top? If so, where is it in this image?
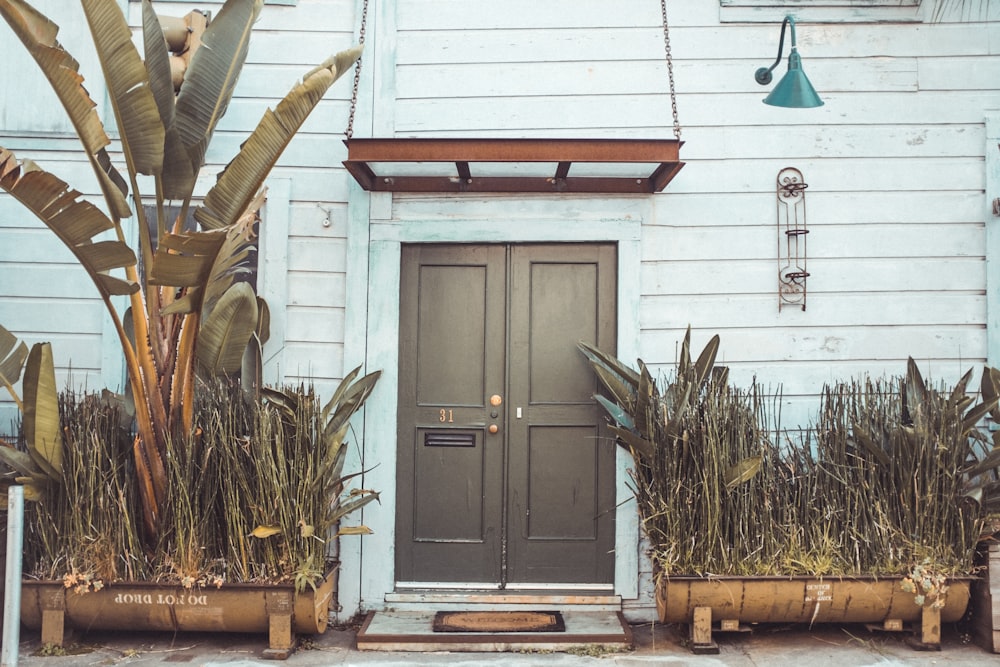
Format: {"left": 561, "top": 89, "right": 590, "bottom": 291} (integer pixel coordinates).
{"left": 720, "top": 0, "right": 925, "bottom": 23}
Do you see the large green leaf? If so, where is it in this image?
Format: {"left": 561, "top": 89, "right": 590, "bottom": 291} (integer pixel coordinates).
{"left": 196, "top": 282, "right": 259, "bottom": 375}
{"left": 965, "top": 446, "right": 1000, "bottom": 478}
{"left": 903, "top": 357, "right": 927, "bottom": 424}
{"left": 635, "top": 361, "right": 654, "bottom": 439}
{"left": 200, "top": 193, "right": 262, "bottom": 317}
{"left": 608, "top": 425, "right": 654, "bottom": 460}
{"left": 195, "top": 45, "right": 362, "bottom": 230}
{"left": 577, "top": 341, "right": 640, "bottom": 388}
{"left": 692, "top": 334, "right": 721, "bottom": 389}
{"left": 594, "top": 393, "right": 635, "bottom": 431}
{"left": 321, "top": 366, "right": 363, "bottom": 422}
{"left": 21, "top": 342, "right": 61, "bottom": 481}
{"left": 588, "top": 363, "right": 636, "bottom": 415}
{"left": 849, "top": 422, "right": 890, "bottom": 467}
{"left": 962, "top": 397, "right": 998, "bottom": 434}
{"left": 0, "top": 323, "right": 28, "bottom": 405}
{"left": 0, "top": 0, "right": 130, "bottom": 219}
{"left": 141, "top": 0, "right": 197, "bottom": 203}
{"left": 0, "top": 444, "right": 41, "bottom": 477}
{"left": 149, "top": 229, "right": 228, "bottom": 294}
{"left": 172, "top": 0, "right": 264, "bottom": 202}
{"left": 81, "top": 0, "right": 164, "bottom": 177}
{"left": 0, "top": 148, "right": 138, "bottom": 298}
{"left": 982, "top": 366, "right": 1000, "bottom": 422}
{"left": 324, "top": 371, "right": 382, "bottom": 440}
{"left": 724, "top": 456, "right": 762, "bottom": 490}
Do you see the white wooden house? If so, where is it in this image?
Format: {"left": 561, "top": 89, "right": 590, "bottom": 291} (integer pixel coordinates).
{"left": 1, "top": 0, "right": 999, "bottom": 621}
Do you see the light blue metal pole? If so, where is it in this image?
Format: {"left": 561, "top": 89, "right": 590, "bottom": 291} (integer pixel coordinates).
{"left": 2, "top": 486, "right": 24, "bottom": 667}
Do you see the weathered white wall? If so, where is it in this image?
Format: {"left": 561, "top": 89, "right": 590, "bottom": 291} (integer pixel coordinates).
{"left": 391, "top": 0, "right": 997, "bottom": 432}
{"left": 377, "top": 0, "right": 999, "bottom": 617}
{"left": 2, "top": 0, "right": 998, "bottom": 621}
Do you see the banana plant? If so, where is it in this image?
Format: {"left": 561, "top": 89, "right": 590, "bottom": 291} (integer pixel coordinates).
{"left": 578, "top": 326, "right": 720, "bottom": 462}
{"left": 0, "top": 324, "right": 62, "bottom": 501}
{"left": 847, "top": 358, "right": 1000, "bottom": 517}
{"left": 579, "top": 327, "right": 764, "bottom": 491}
{"left": 0, "top": 0, "right": 361, "bottom": 543}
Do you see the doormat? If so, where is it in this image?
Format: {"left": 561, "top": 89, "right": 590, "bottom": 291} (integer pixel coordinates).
{"left": 432, "top": 611, "right": 566, "bottom": 633}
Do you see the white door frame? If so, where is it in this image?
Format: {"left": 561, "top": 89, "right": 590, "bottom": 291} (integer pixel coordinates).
{"left": 338, "top": 189, "right": 648, "bottom": 616}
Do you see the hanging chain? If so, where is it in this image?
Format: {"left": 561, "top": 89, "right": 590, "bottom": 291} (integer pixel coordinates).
{"left": 660, "top": 0, "right": 681, "bottom": 140}
{"left": 346, "top": 0, "right": 369, "bottom": 139}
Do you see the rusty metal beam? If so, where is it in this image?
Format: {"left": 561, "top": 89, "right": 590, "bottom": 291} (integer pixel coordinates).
{"left": 363, "top": 176, "right": 663, "bottom": 194}
{"left": 342, "top": 138, "right": 685, "bottom": 194}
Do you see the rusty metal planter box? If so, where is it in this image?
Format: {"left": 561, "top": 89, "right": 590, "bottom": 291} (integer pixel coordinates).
{"left": 656, "top": 575, "right": 972, "bottom": 653}
{"left": 20, "top": 568, "right": 337, "bottom": 658}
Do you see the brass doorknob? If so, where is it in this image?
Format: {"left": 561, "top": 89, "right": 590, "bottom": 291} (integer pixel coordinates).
{"left": 490, "top": 394, "right": 503, "bottom": 407}
{"left": 488, "top": 424, "right": 499, "bottom": 434}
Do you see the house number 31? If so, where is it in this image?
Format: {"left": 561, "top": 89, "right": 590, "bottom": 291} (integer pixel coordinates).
{"left": 439, "top": 409, "right": 454, "bottom": 423}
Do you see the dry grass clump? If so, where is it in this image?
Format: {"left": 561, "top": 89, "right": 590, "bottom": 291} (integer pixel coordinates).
{"left": 581, "top": 331, "right": 1000, "bottom": 578}
{"left": 20, "top": 370, "right": 379, "bottom": 591}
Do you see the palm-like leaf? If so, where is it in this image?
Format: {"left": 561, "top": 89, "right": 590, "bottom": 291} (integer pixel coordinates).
{"left": 172, "top": 0, "right": 263, "bottom": 202}
{"left": 324, "top": 370, "right": 382, "bottom": 443}
{"left": 724, "top": 456, "right": 762, "bottom": 490}
{"left": 196, "top": 282, "right": 259, "bottom": 375}
{"left": 594, "top": 394, "right": 635, "bottom": 431}
{"left": 195, "top": 45, "right": 362, "bottom": 230}
{"left": 0, "top": 323, "right": 28, "bottom": 408}
{"left": 200, "top": 190, "right": 263, "bottom": 316}
{"left": 0, "top": 148, "right": 138, "bottom": 298}
{"left": 81, "top": 0, "right": 164, "bottom": 177}
{"left": 0, "top": 0, "right": 130, "bottom": 219}
{"left": 141, "top": 0, "right": 195, "bottom": 202}
{"left": 150, "top": 231, "right": 230, "bottom": 286}
{"left": 21, "top": 342, "right": 61, "bottom": 481}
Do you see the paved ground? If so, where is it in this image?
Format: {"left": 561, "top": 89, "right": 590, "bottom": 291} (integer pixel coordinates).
{"left": 8, "top": 619, "right": 999, "bottom": 667}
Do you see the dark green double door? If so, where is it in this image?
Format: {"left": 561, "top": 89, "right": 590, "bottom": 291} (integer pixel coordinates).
{"left": 396, "top": 243, "right": 617, "bottom": 588}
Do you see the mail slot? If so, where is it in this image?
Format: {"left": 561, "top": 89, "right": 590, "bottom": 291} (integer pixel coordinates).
{"left": 424, "top": 432, "right": 476, "bottom": 447}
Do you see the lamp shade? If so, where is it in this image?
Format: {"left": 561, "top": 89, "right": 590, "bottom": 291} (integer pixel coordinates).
{"left": 763, "top": 50, "right": 823, "bottom": 108}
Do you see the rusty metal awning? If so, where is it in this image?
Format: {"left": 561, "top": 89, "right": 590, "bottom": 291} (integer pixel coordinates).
{"left": 343, "top": 138, "right": 684, "bottom": 194}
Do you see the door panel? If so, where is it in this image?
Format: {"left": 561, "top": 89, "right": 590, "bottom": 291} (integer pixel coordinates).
{"left": 506, "top": 244, "right": 617, "bottom": 585}
{"left": 396, "top": 245, "right": 505, "bottom": 584}
{"left": 396, "top": 243, "right": 616, "bottom": 587}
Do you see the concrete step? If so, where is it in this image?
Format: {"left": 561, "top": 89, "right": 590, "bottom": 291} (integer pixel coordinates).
{"left": 356, "top": 609, "right": 632, "bottom": 653}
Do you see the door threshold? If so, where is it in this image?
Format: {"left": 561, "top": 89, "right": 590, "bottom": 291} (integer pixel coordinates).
{"left": 356, "top": 609, "right": 633, "bottom": 653}
{"left": 386, "top": 589, "right": 621, "bottom": 612}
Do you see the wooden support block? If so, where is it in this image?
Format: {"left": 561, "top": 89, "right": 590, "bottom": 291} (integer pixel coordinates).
{"left": 690, "top": 606, "right": 719, "bottom": 654}
{"left": 40, "top": 609, "right": 65, "bottom": 647}
{"left": 262, "top": 589, "right": 296, "bottom": 659}
{"left": 906, "top": 604, "right": 943, "bottom": 651}
{"left": 39, "top": 587, "right": 66, "bottom": 647}
{"left": 921, "top": 605, "right": 941, "bottom": 646}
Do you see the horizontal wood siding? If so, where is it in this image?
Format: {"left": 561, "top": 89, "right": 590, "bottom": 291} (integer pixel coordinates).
{"left": 393, "top": 0, "right": 993, "bottom": 429}
{"left": 391, "top": 0, "right": 997, "bottom": 618}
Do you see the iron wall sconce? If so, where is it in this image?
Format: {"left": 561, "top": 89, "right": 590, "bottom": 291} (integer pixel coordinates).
{"left": 777, "top": 167, "right": 809, "bottom": 311}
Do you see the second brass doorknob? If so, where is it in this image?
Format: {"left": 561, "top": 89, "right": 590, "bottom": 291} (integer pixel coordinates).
{"left": 488, "top": 424, "right": 499, "bottom": 434}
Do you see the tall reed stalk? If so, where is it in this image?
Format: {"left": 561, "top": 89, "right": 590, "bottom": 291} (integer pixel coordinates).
{"left": 581, "top": 333, "right": 1000, "bottom": 578}
{"left": 22, "top": 369, "right": 380, "bottom": 592}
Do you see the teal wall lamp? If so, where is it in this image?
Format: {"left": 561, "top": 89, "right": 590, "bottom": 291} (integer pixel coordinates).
{"left": 754, "top": 15, "right": 824, "bottom": 108}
